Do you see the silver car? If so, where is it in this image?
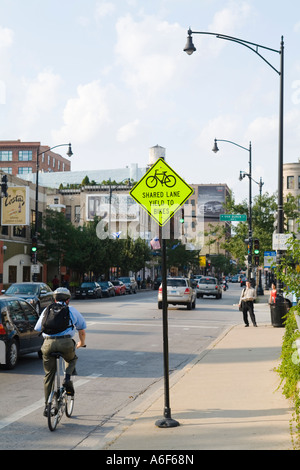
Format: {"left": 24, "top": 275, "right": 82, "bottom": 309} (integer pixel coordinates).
{"left": 158, "top": 277, "right": 196, "bottom": 310}
{"left": 197, "top": 276, "right": 222, "bottom": 299}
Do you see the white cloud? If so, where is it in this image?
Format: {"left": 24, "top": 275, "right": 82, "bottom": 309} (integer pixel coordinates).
{"left": 18, "top": 70, "right": 62, "bottom": 131}
{"left": 117, "top": 119, "right": 140, "bottom": 142}
{"left": 0, "top": 25, "right": 14, "bottom": 49}
{"left": 115, "top": 14, "right": 184, "bottom": 107}
{"left": 53, "top": 80, "right": 111, "bottom": 144}
{"left": 209, "top": 1, "right": 252, "bottom": 32}
{"left": 95, "top": 1, "right": 116, "bottom": 20}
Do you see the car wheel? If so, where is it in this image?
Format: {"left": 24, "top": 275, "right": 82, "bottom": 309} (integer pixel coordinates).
{"left": 5, "top": 339, "right": 18, "bottom": 370}
{"left": 187, "top": 301, "right": 192, "bottom": 310}
{"left": 192, "top": 299, "right": 196, "bottom": 309}
{"left": 158, "top": 301, "right": 162, "bottom": 309}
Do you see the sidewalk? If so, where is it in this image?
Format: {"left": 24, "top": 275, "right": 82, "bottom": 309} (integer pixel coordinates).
{"left": 99, "top": 302, "right": 293, "bottom": 451}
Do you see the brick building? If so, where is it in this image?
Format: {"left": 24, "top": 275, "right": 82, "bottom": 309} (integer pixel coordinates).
{"left": 0, "top": 140, "right": 71, "bottom": 177}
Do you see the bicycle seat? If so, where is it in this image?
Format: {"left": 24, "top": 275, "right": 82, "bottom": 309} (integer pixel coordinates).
{"left": 50, "top": 352, "right": 65, "bottom": 359}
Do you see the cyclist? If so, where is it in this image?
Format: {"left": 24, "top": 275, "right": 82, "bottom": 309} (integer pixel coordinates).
{"left": 34, "top": 287, "right": 87, "bottom": 417}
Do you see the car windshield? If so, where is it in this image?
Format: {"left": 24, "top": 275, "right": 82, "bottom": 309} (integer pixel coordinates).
{"left": 100, "top": 282, "right": 109, "bottom": 287}
{"left": 81, "top": 283, "right": 95, "bottom": 288}
{"left": 6, "top": 284, "right": 39, "bottom": 295}
{"left": 112, "top": 281, "right": 121, "bottom": 285}
{"left": 199, "top": 278, "right": 216, "bottom": 285}
{"left": 119, "top": 278, "right": 130, "bottom": 282}
{"left": 167, "top": 279, "right": 187, "bottom": 287}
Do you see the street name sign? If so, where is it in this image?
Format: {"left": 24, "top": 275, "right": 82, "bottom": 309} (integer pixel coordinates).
{"left": 220, "top": 214, "right": 247, "bottom": 222}
{"left": 130, "top": 158, "right": 194, "bottom": 226}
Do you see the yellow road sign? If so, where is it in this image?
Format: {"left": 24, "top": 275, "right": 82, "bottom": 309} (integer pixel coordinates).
{"left": 130, "top": 158, "right": 194, "bottom": 226}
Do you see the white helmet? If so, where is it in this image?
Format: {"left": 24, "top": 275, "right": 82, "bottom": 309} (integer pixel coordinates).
{"left": 54, "top": 287, "right": 71, "bottom": 301}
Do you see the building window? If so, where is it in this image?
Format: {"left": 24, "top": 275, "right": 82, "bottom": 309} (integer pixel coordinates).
{"left": 18, "top": 167, "right": 32, "bottom": 174}
{"left": 65, "top": 205, "right": 72, "bottom": 221}
{"left": 1, "top": 167, "right": 12, "bottom": 174}
{"left": 0, "top": 150, "right": 12, "bottom": 161}
{"left": 75, "top": 205, "right": 80, "bottom": 222}
{"left": 18, "top": 150, "right": 32, "bottom": 161}
{"left": 287, "top": 176, "right": 294, "bottom": 189}
{"left": 13, "top": 226, "right": 26, "bottom": 237}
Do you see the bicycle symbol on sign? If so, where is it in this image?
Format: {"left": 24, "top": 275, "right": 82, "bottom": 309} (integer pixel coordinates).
{"left": 146, "top": 169, "right": 176, "bottom": 189}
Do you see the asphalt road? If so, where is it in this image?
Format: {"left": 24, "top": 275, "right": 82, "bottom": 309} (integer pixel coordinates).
{"left": 0, "top": 284, "right": 270, "bottom": 450}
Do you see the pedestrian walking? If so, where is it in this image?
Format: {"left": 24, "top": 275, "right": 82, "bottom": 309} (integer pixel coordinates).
{"left": 269, "top": 282, "right": 277, "bottom": 304}
{"left": 239, "top": 280, "right": 257, "bottom": 327}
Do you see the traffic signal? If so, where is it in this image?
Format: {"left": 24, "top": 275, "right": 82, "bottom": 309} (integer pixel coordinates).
{"left": 179, "top": 208, "right": 184, "bottom": 224}
{"left": 1, "top": 174, "right": 8, "bottom": 197}
{"left": 31, "top": 237, "right": 37, "bottom": 263}
{"left": 253, "top": 239, "right": 259, "bottom": 266}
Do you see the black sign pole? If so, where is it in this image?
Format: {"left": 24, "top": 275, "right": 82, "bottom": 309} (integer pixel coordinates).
{"left": 155, "top": 228, "right": 179, "bottom": 428}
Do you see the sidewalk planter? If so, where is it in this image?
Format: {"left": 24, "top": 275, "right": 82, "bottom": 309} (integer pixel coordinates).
{"left": 270, "top": 299, "right": 289, "bottom": 327}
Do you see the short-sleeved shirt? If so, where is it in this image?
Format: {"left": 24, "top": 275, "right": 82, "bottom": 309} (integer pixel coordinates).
{"left": 34, "top": 302, "right": 87, "bottom": 338}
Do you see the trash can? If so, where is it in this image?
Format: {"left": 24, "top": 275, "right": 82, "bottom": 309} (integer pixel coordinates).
{"left": 270, "top": 298, "right": 289, "bottom": 327}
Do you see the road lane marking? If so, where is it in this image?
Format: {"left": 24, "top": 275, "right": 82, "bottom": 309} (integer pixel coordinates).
{"left": 0, "top": 373, "right": 102, "bottom": 430}
{"left": 86, "top": 321, "right": 219, "bottom": 329}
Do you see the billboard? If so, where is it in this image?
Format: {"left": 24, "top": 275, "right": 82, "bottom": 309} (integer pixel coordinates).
{"left": 1, "top": 186, "right": 29, "bottom": 226}
{"left": 197, "top": 185, "right": 227, "bottom": 220}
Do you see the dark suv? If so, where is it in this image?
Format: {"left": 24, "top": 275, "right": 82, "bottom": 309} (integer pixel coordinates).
{"left": 0, "top": 296, "right": 43, "bottom": 369}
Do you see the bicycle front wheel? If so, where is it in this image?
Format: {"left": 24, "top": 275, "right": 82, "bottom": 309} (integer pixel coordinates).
{"left": 165, "top": 175, "right": 176, "bottom": 187}
{"left": 65, "top": 394, "right": 74, "bottom": 417}
{"left": 47, "top": 391, "right": 59, "bottom": 431}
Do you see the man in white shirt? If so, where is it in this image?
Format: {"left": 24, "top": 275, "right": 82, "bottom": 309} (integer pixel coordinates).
{"left": 239, "top": 280, "right": 257, "bottom": 327}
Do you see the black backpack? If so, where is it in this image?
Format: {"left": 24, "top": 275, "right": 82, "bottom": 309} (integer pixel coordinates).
{"left": 41, "top": 303, "right": 73, "bottom": 335}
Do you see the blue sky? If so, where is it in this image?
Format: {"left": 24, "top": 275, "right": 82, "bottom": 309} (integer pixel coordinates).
{"left": 0, "top": 0, "right": 300, "bottom": 204}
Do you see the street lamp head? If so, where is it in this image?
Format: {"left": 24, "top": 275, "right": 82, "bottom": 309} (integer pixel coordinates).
{"left": 184, "top": 29, "right": 196, "bottom": 55}
{"left": 66, "top": 143, "right": 73, "bottom": 158}
{"left": 239, "top": 171, "right": 246, "bottom": 181}
{"left": 212, "top": 139, "right": 219, "bottom": 153}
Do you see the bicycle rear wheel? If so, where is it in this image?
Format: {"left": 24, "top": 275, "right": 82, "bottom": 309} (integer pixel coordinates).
{"left": 47, "top": 391, "right": 60, "bottom": 431}
{"left": 65, "top": 394, "right": 74, "bottom": 417}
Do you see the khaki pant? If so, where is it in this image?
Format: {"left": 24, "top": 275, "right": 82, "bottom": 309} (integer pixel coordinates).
{"left": 41, "top": 337, "right": 78, "bottom": 403}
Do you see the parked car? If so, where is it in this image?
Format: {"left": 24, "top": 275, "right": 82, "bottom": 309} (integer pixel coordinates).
{"left": 0, "top": 296, "right": 43, "bottom": 369}
{"left": 118, "top": 277, "right": 138, "bottom": 294}
{"left": 75, "top": 282, "right": 102, "bottom": 299}
{"left": 111, "top": 280, "right": 126, "bottom": 296}
{"left": 158, "top": 277, "right": 196, "bottom": 310}
{"left": 231, "top": 275, "right": 239, "bottom": 283}
{"left": 2, "top": 282, "right": 54, "bottom": 315}
{"left": 99, "top": 281, "right": 115, "bottom": 297}
{"left": 197, "top": 277, "right": 222, "bottom": 299}
{"left": 240, "top": 276, "right": 247, "bottom": 287}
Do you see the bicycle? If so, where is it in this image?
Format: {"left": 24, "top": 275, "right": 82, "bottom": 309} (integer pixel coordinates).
{"left": 47, "top": 352, "right": 75, "bottom": 431}
{"left": 146, "top": 170, "right": 176, "bottom": 188}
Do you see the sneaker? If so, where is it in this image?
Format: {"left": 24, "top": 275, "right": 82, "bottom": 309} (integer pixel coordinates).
{"left": 63, "top": 379, "right": 74, "bottom": 396}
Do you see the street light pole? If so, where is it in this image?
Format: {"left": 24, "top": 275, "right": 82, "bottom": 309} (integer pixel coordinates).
{"left": 34, "top": 143, "right": 73, "bottom": 279}
{"left": 184, "top": 30, "right": 284, "bottom": 298}
{"left": 213, "top": 139, "right": 253, "bottom": 280}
